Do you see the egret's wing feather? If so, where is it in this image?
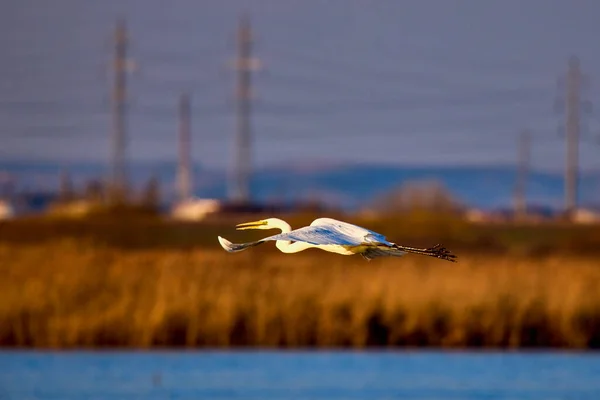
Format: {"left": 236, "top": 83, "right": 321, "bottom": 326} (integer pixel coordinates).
{"left": 218, "top": 236, "right": 264, "bottom": 252}
{"left": 262, "top": 225, "right": 364, "bottom": 246}
{"left": 310, "top": 217, "right": 391, "bottom": 244}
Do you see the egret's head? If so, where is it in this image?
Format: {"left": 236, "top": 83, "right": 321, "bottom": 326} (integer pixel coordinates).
{"left": 235, "top": 218, "right": 272, "bottom": 230}
{"left": 236, "top": 217, "right": 288, "bottom": 231}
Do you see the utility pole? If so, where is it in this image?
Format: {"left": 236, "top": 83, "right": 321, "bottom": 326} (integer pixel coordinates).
{"left": 230, "top": 14, "right": 260, "bottom": 204}
{"left": 110, "top": 18, "right": 129, "bottom": 204}
{"left": 564, "top": 56, "right": 582, "bottom": 216}
{"left": 177, "top": 93, "right": 192, "bottom": 202}
{"left": 514, "top": 129, "right": 531, "bottom": 220}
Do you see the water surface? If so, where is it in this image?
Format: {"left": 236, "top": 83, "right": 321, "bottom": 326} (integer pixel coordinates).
{"left": 1, "top": 351, "right": 600, "bottom": 399}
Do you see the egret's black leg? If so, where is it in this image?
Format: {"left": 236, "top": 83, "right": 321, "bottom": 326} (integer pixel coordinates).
{"left": 392, "top": 243, "right": 457, "bottom": 262}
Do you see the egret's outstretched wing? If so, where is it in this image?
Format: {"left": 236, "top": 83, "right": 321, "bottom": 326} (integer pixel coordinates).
{"left": 261, "top": 224, "right": 365, "bottom": 246}
{"left": 218, "top": 236, "right": 264, "bottom": 252}
{"left": 310, "top": 217, "right": 392, "bottom": 245}
{"left": 218, "top": 224, "right": 364, "bottom": 253}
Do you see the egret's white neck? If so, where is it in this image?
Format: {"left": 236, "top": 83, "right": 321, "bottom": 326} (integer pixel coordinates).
{"left": 268, "top": 218, "right": 292, "bottom": 233}
{"left": 276, "top": 239, "right": 313, "bottom": 253}
{"left": 267, "top": 218, "right": 313, "bottom": 254}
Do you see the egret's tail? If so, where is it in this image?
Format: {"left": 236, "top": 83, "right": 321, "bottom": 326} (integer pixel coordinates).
{"left": 218, "top": 236, "right": 264, "bottom": 253}
{"left": 360, "top": 246, "right": 407, "bottom": 261}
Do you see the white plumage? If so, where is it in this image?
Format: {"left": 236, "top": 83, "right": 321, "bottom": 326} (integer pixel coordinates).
{"left": 217, "top": 217, "right": 457, "bottom": 262}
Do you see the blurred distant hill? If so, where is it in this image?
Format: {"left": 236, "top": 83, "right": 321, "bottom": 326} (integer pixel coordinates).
{"left": 1, "top": 160, "right": 599, "bottom": 211}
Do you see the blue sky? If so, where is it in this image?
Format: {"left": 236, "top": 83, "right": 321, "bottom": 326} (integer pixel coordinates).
{"left": 1, "top": 0, "right": 600, "bottom": 172}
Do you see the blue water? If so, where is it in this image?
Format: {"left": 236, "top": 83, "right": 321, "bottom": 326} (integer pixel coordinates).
{"left": 5, "top": 160, "right": 600, "bottom": 210}
{"left": 1, "top": 351, "right": 600, "bottom": 399}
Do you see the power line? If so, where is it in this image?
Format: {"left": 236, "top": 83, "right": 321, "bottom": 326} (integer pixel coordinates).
{"left": 176, "top": 92, "right": 192, "bottom": 201}
{"left": 109, "top": 18, "right": 131, "bottom": 203}
{"left": 555, "top": 56, "right": 593, "bottom": 215}
{"left": 565, "top": 56, "right": 581, "bottom": 214}
{"left": 514, "top": 129, "right": 531, "bottom": 219}
{"left": 230, "top": 14, "right": 261, "bottom": 204}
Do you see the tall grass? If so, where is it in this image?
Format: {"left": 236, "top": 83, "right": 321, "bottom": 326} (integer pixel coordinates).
{"left": 1, "top": 240, "right": 599, "bottom": 349}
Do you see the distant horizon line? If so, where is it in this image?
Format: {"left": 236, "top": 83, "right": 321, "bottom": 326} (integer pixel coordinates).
{"left": 2, "top": 158, "right": 599, "bottom": 176}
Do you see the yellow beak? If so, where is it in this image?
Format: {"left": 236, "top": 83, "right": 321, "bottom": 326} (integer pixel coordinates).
{"left": 235, "top": 220, "right": 267, "bottom": 230}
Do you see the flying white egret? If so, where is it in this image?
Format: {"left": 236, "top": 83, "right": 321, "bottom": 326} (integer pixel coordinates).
{"left": 217, "top": 217, "right": 457, "bottom": 262}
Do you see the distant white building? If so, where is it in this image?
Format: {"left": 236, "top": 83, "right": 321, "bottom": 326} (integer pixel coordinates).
{"left": 572, "top": 208, "right": 600, "bottom": 224}
{"left": 171, "top": 198, "right": 222, "bottom": 221}
{"left": 0, "top": 200, "right": 14, "bottom": 220}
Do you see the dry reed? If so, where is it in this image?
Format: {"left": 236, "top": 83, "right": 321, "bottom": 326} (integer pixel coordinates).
{"left": 1, "top": 240, "right": 599, "bottom": 349}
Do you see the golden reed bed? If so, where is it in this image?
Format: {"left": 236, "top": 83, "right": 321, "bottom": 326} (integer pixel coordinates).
{"left": 1, "top": 240, "right": 599, "bottom": 349}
